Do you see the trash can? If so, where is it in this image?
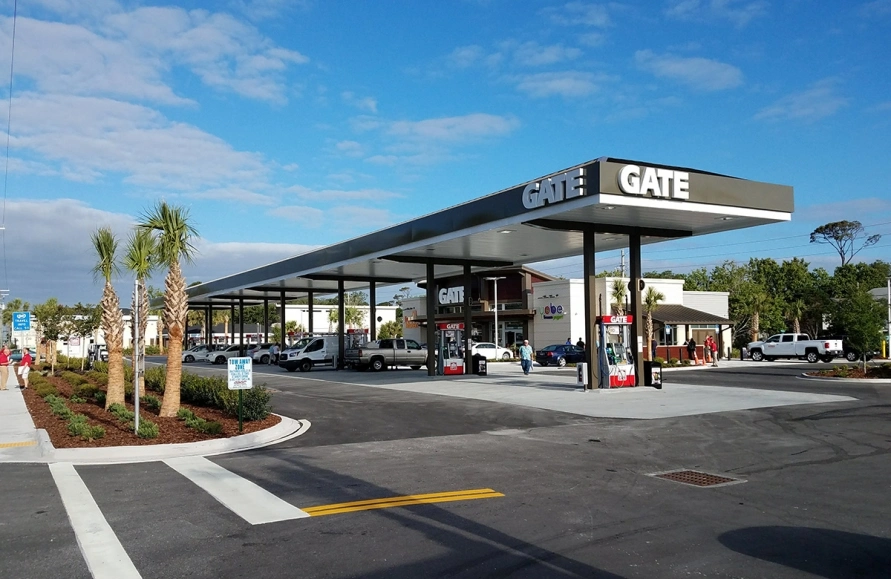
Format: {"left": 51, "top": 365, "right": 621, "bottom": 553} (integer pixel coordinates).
{"left": 472, "top": 353, "right": 487, "bottom": 376}
{"left": 643, "top": 360, "right": 663, "bottom": 389}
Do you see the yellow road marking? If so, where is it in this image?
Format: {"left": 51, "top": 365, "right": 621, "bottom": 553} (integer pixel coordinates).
{"left": 303, "top": 488, "right": 504, "bottom": 517}
{"left": 0, "top": 441, "right": 37, "bottom": 448}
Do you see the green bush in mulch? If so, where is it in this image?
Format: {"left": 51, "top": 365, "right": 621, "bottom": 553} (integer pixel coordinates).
{"left": 176, "top": 408, "right": 224, "bottom": 435}
{"left": 138, "top": 366, "right": 271, "bottom": 421}
{"left": 60, "top": 371, "right": 88, "bottom": 387}
{"left": 67, "top": 414, "right": 105, "bottom": 440}
{"left": 107, "top": 403, "right": 158, "bottom": 439}
{"left": 140, "top": 394, "right": 161, "bottom": 413}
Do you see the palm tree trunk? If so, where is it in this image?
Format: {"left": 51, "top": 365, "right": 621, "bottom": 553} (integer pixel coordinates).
{"left": 792, "top": 317, "right": 801, "bottom": 335}
{"left": 102, "top": 282, "right": 126, "bottom": 408}
{"left": 160, "top": 262, "right": 187, "bottom": 417}
{"left": 751, "top": 311, "right": 761, "bottom": 342}
{"left": 645, "top": 313, "right": 653, "bottom": 361}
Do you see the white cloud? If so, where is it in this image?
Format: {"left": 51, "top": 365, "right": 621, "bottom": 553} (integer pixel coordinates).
{"left": 334, "top": 140, "right": 365, "bottom": 157}
{"left": 11, "top": 93, "right": 269, "bottom": 191}
{"left": 510, "top": 41, "right": 582, "bottom": 66}
{"left": 187, "top": 187, "right": 276, "bottom": 206}
{"left": 276, "top": 205, "right": 325, "bottom": 226}
{"left": 547, "top": 2, "right": 613, "bottom": 27}
{"left": 754, "top": 79, "right": 849, "bottom": 122}
{"left": 0, "top": 17, "right": 190, "bottom": 105}
{"left": 513, "top": 71, "right": 604, "bottom": 98}
{"left": 388, "top": 113, "right": 520, "bottom": 142}
{"left": 794, "top": 197, "right": 891, "bottom": 223}
{"left": 447, "top": 45, "right": 486, "bottom": 68}
{"left": 665, "top": 0, "right": 769, "bottom": 27}
{"left": 635, "top": 50, "right": 743, "bottom": 91}
{"left": 341, "top": 91, "right": 378, "bottom": 114}
{"left": 103, "top": 7, "right": 309, "bottom": 104}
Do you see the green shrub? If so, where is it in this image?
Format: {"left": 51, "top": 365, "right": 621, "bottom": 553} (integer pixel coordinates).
{"left": 669, "top": 358, "right": 680, "bottom": 366}
{"left": 61, "top": 371, "right": 88, "bottom": 387}
{"left": 46, "top": 395, "right": 74, "bottom": 420}
{"left": 136, "top": 419, "right": 159, "bottom": 439}
{"left": 681, "top": 359, "right": 691, "bottom": 366}
{"left": 85, "top": 371, "right": 108, "bottom": 386}
{"left": 73, "top": 383, "right": 99, "bottom": 399}
{"left": 94, "top": 391, "right": 106, "bottom": 406}
{"left": 34, "top": 380, "right": 58, "bottom": 399}
{"left": 91, "top": 361, "right": 108, "bottom": 374}
{"left": 69, "top": 395, "right": 87, "bottom": 404}
{"left": 653, "top": 356, "right": 665, "bottom": 364}
{"left": 836, "top": 365, "right": 850, "bottom": 378}
{"left": 177, "top": 407, "right": 224, "bottom": 435}
{"left": 108, "top": 403, "right": 135, "bottom": 423}
{"left": 217, "top": 386, "right": 272, "bottom": 421}
{"left": 141, "top": 394, "right": 161, "bottom": 412}
{"left": 143, "top": 366, "right": 166, "bottom": 393}
{"left": 67, "top": 414, "right": 105, "bottom": 440}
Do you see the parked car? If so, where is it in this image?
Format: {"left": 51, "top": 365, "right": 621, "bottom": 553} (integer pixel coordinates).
{"left": 470, "top": 342, "right": 513, "bottom": 360}
{"left": 535, "top": 344, "right": 586, "bottom": 367}
{"left": 747, "top": 333, "right": 843, "bottom": 363}
{"left": 204, "top": 344, "right": 246, "bottom": 365}
{"left": 343, "top": 338, "right": 426, "bottom": 372}
{"left": 251, "top": 343, "right": 278, "bottom": 364}
{"left": 247, "top": 342, "right": 273, "bottom": 358}
{"left": 821, "top": 335, "right": 878, "bottom": 362}
{"left": 280, "top": 336, "right": 341, "bottom": 372}
{"left": 182, "top": 344, "right": 212, "bottom": 363}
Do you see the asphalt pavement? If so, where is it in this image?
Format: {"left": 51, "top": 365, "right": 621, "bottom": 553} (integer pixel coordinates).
{"left": 2, "top": 357, "right": 890, "bottom": 578}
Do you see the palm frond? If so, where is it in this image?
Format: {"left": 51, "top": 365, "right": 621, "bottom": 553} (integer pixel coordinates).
{"left": 138, "top": 201, "right": 199, "bottom": 266}
{"left": 123, "top": 227, "right": 158, "bottom": 280}
{"left": 90, "top": 227, "right": 119, "bottom": 283}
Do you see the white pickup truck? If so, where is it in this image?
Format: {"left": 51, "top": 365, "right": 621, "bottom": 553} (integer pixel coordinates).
{"left": 747, "top": 333, "right": 844, "bottom": 363}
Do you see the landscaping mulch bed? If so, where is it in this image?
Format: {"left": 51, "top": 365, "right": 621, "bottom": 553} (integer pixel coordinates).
{"left": 806, "top": 364, "right": 891, "bottom": 380}
{"left": 20, "top": 373, "right": 280, "bottom": 449}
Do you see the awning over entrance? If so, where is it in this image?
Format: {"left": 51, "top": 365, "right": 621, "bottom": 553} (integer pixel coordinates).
{"left": 650, "top": 305, "right": 732, "bottom": 326}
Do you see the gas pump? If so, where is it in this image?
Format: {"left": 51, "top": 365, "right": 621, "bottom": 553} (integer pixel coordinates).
{"left": 436, "top": 322, "right": 465, "bottom": 375}
{"left": 596, "top": 315, "right": 636, "bottom": 387}
{"left": 346, "top": 328, "right": 368, "bottom": 350}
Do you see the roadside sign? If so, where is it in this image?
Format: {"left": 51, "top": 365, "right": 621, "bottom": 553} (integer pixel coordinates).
{"left": 69, "top": 336, "right": 81, "bottom": 347}
{"left": 227, "top": 357, "right": 253, "bottom": 390}
{"left": 12, "top": 311, "right": 30, "bottom": 331}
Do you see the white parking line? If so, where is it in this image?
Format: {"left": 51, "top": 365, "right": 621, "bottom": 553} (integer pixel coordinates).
{"left": 49, "top": 462, "right": 141, "bottom": 579}
{"left": 163, "top": 456, "right": 310, "bottom": 525}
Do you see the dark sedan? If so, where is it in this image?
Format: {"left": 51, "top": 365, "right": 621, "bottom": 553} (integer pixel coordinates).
{"left": 535, "top": 344, "right": 586, "bottom": 367}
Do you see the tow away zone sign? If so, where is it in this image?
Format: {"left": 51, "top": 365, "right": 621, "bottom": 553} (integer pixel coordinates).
{"left": 227, "top": 357, "right": 253, "bottom": 390}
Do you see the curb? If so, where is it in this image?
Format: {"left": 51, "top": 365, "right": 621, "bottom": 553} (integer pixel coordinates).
{"left": 798, "top": 373, "right": 891, "bottom": 384}
{"left": 16, "top": 414, "right": 310, "bottom": 465}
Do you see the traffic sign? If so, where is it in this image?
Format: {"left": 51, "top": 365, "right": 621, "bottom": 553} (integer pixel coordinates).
{"left": 227, "top": 357, "right": 253, "bottom": 390}
{"left": 12, "top": 311, "right": 30, "bottom": 331}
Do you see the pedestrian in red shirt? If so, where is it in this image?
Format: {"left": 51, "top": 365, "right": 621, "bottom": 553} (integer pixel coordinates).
{"left": 18, "top": 348, "right": 32, "bottom": 389}
{"left": 0, "top": 345, "right": 9, "bottom": 390}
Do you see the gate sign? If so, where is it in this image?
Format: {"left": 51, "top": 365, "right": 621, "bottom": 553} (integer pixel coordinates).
{"left": 227, "top": 357, "right": 253, "bottom": 390}
{"left": 12, "top": 311, "right": 30, "bottom": 331}
{"left": 437, "top": 322, "right": 464, "bottom": 330}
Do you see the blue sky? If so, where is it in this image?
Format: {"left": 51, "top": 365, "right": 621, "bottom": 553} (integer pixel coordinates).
{"left": 0, "top": 0, "right": 889, "bottom": 306}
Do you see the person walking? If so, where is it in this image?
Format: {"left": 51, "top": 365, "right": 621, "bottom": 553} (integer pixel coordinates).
{"left": 18, "top": 347, "right": 32, "bottom": 389}
{"left": 0, "top": 345, "right": 10, "bottom": 390}
{"left": 519, "top": 339, "right": 534, "bottom": 375}
{"left": 686, "top": 337, "right": 697, "bottom": 365}
{"left": 269, "top": 343, "right": 279, "bottom": 365}
{"left": 576, "top": 337, "right": 586, "bottom": 350}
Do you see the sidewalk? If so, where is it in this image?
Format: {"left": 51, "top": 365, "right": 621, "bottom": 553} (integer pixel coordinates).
{"left": 0, "top": 383, "right": 43, "bottom": 462}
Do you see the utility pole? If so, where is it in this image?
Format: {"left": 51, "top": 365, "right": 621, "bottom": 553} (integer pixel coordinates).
{"left": 620, "top": 249, "right": 626, "bottom": 277}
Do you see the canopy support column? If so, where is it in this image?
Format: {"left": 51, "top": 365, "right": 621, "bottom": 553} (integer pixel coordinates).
{"left": 307, "top": 291, "right": 314, "bottom": 335}
{"left": 629, "top": 232, "right": 644, "bottom": 386}
{"left": 338, "top": 280, "right": 345, "bottom": 369}
{"left": 263, "top": 299, "right": 269, "bottom": 343}
{"left": 426, "top": 261, "right": 437, "bottom": 377}
{"left": 238, "top": 298, "right": 245, "bottom": 357}
{"left": 463, "top": 265, "right": 473, "bottom": 373}
{"left": 279, "top": 291, "right": 286, "bottom": 347}
{"left": 369, "top": 282, "right": 377, "bottom": 341}
{"left": 583, "top": 229, "right": 599, "bottom": 390}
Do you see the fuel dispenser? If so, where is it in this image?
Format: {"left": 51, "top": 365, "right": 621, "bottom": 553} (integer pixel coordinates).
{"left": 596, "top": 315, "right": 636, "bottom": 387}
{"left": 436, "top": 322, "right": 466, "bottom": 375}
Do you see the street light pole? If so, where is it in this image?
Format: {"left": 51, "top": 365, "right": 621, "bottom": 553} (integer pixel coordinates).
{"left": 886, "top": 276, "right": 890, "bottom": 357}
{"left": 485, "top": 276, "right": 506, "bottom": 347}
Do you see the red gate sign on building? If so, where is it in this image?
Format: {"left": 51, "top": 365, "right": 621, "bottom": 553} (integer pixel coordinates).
{"left": 436, "top": 322, "right": 465, "bottom": 330}
{"left": 597, "top": 315, "right": 633, "bottom": 325}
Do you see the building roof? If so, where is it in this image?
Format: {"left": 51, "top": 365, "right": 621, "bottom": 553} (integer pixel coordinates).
{"left": 650, "top": 304, "right": 733, "bottom": 325}
{"left": 178, "top": 156, "right": 793, "bottom": 307}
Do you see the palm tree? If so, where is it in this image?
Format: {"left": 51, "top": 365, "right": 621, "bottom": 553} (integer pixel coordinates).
{"left": 139, "top": 202, "right": 198, "bottom": 417}
{"left": 785, "top": 299, "right": 805, "bottom": 335}
{"left": 213, "top": 310, "right": 231, "bottom": 344}
{"left": 611, "top": 279, "right": 628, "bottom": 316}
{"left": 91, "top": 228, "right": 126, "bottom": 409}
{"left": 147, "top": 286, "right": 166, "bottom": 354}
{"left": 748, "top": 290, "right": 770, "bottom": 342}
{"left": 643, "top": 287, "right": 666, "bottom": 361}
{"left": 122, "top": 228, "right": 156, "bottom": 401}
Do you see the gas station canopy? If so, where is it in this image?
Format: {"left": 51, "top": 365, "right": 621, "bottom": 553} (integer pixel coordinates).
{"left": 185, "top": 156, "right": 793, "bottom": 304}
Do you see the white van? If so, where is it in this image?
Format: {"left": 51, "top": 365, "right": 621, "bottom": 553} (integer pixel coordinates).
{"left": 278, "top": 335, "right": 339, "bottom": 372}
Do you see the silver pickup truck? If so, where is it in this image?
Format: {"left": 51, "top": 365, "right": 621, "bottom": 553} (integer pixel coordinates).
{"left": 747, "top": 333, "right": 844, "bottom": 363}
{"left": 344, "top": 338, "right": 427, "bottom": 371}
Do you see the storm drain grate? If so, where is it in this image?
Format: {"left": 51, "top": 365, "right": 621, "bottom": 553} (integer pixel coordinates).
{"left": 650, "top": 470, "right": 744, "bottom": 488}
